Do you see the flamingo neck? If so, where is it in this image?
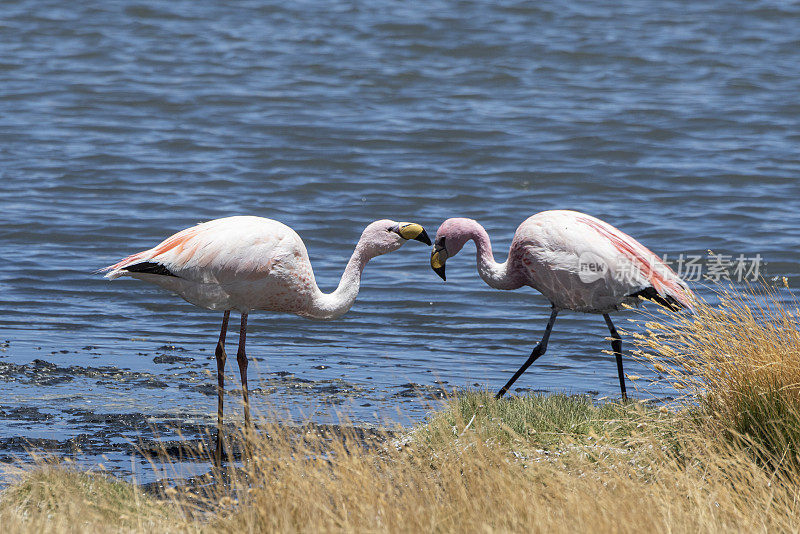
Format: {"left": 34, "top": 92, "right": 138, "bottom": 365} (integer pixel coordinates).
{"left": 468, "top": 222, "right": 523, "bottom": 291}
{"left": 307, "top": 245, "right": 369, "bottom": 320}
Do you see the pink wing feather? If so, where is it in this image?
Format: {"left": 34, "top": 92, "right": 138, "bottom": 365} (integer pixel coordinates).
{"left": 576, "top": 215, "right": 695, "bottom": 310}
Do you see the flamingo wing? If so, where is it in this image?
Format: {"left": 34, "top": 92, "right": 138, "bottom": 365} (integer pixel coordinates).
{"left": 573, "top": 213, "right": 694, "bottom": 310}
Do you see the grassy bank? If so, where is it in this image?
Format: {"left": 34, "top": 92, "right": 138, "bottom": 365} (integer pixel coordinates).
{"left": 3, "top": 283, "right": 800, "bottom": 532}
{"left": 3, "top": 392, "right": 799, "bottom": 533}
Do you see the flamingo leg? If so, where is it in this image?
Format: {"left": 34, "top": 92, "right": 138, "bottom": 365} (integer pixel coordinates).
{"left": 236, "top": 312, "right": 251, "bottom": 430}
{"left": 214, "top": 310, "right": 230, "bottom": 466}
{"left": 496, "top": 307, "right": 559, "bottom": 399}
{"left": 603, "top": 314, "right": 627, "bottom": 401}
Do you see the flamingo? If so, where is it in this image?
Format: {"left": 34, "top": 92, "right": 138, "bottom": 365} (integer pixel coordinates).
{"left": 101, "top": 216, "right": 431, "bottom": 461}
{"left": 430, "top": 210, "right": 694, "bottom": 401}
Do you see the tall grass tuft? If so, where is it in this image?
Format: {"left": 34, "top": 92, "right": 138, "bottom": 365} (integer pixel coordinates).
{"left": 633, "top": 281, "right": 800, "bottom": 470}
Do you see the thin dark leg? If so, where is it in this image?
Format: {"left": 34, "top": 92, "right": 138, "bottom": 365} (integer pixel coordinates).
{"left": 214, "top": 310, "right": 230, "bottom": 466}
{"left": 237, "top": 312, "right": 251, "bottom": 429}
{"left": 496, "top": 307, "right": 559, "bottom": 399}
{"left": 603, "top": 313, "right": 627, "bottom": 401}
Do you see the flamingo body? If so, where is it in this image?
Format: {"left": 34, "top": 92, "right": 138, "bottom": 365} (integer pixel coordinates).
{"left": 506, "top": 210, "right": 693, "bottom": 313}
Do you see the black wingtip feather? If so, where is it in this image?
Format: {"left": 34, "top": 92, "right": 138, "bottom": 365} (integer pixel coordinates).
{"left": 123, "top": 261, "right": 178, "bottom": 277}
{"left": 628, "top": 287, "right": 682, "bottom": 311}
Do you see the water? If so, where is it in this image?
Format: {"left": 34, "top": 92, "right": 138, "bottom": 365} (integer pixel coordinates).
{"left": 1, "top": 0, "right": 799, "bottom": 479}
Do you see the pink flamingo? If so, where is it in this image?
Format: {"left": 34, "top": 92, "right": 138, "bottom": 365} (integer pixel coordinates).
{"left": 430, "top": 210, "right": 694, "bottom": 400}
{"left": 101, "top": 216, "right": 431, "bottom": 461}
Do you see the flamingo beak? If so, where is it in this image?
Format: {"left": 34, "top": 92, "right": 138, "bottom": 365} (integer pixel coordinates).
{"left": 397, "top": 223, "right": 432, "bottom": 245}
{"left": 431, "top": 243, "right": 447, "bottom": 281}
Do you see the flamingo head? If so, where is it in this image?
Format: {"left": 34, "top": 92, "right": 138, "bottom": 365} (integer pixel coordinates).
{"left": 360, "top": 219, "right": 431, "bottom": 257}
{"left": 430, "top": 217, "right": 476, "bottom": 281}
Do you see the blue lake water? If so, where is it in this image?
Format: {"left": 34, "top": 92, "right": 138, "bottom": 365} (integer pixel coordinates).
{"left": 0, "top": 0, "right": 799, "bottom": 479}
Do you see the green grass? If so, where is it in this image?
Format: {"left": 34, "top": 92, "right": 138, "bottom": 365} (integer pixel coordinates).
{"left": 419, "top": 390, "right": 681, "bottom": 451}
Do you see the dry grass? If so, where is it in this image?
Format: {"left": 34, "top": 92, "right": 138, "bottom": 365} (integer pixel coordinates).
{"left": 0, "top": 404, "right": 800, "bottom": 532}
{"left": 5, "top": 395, "right": 800, "bottom": 533}
{"left": 633, "top": 281, "right": 800, "bottom": 470}
{"left": 0, "top": 465, "right": 187, "bottom": 533}
{"left": 204, "top": 396, "right": 800, "bottom": 533}
{"left": 4, "top": 282, "right": 800, "bottom": 532}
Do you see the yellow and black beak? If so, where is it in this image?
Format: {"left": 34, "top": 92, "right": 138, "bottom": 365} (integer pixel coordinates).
{"left": 431, "top": 239, "right": 448, "bottom": 281}
{"left": 397, "top": 222, "right": 432, "bottom": 246}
